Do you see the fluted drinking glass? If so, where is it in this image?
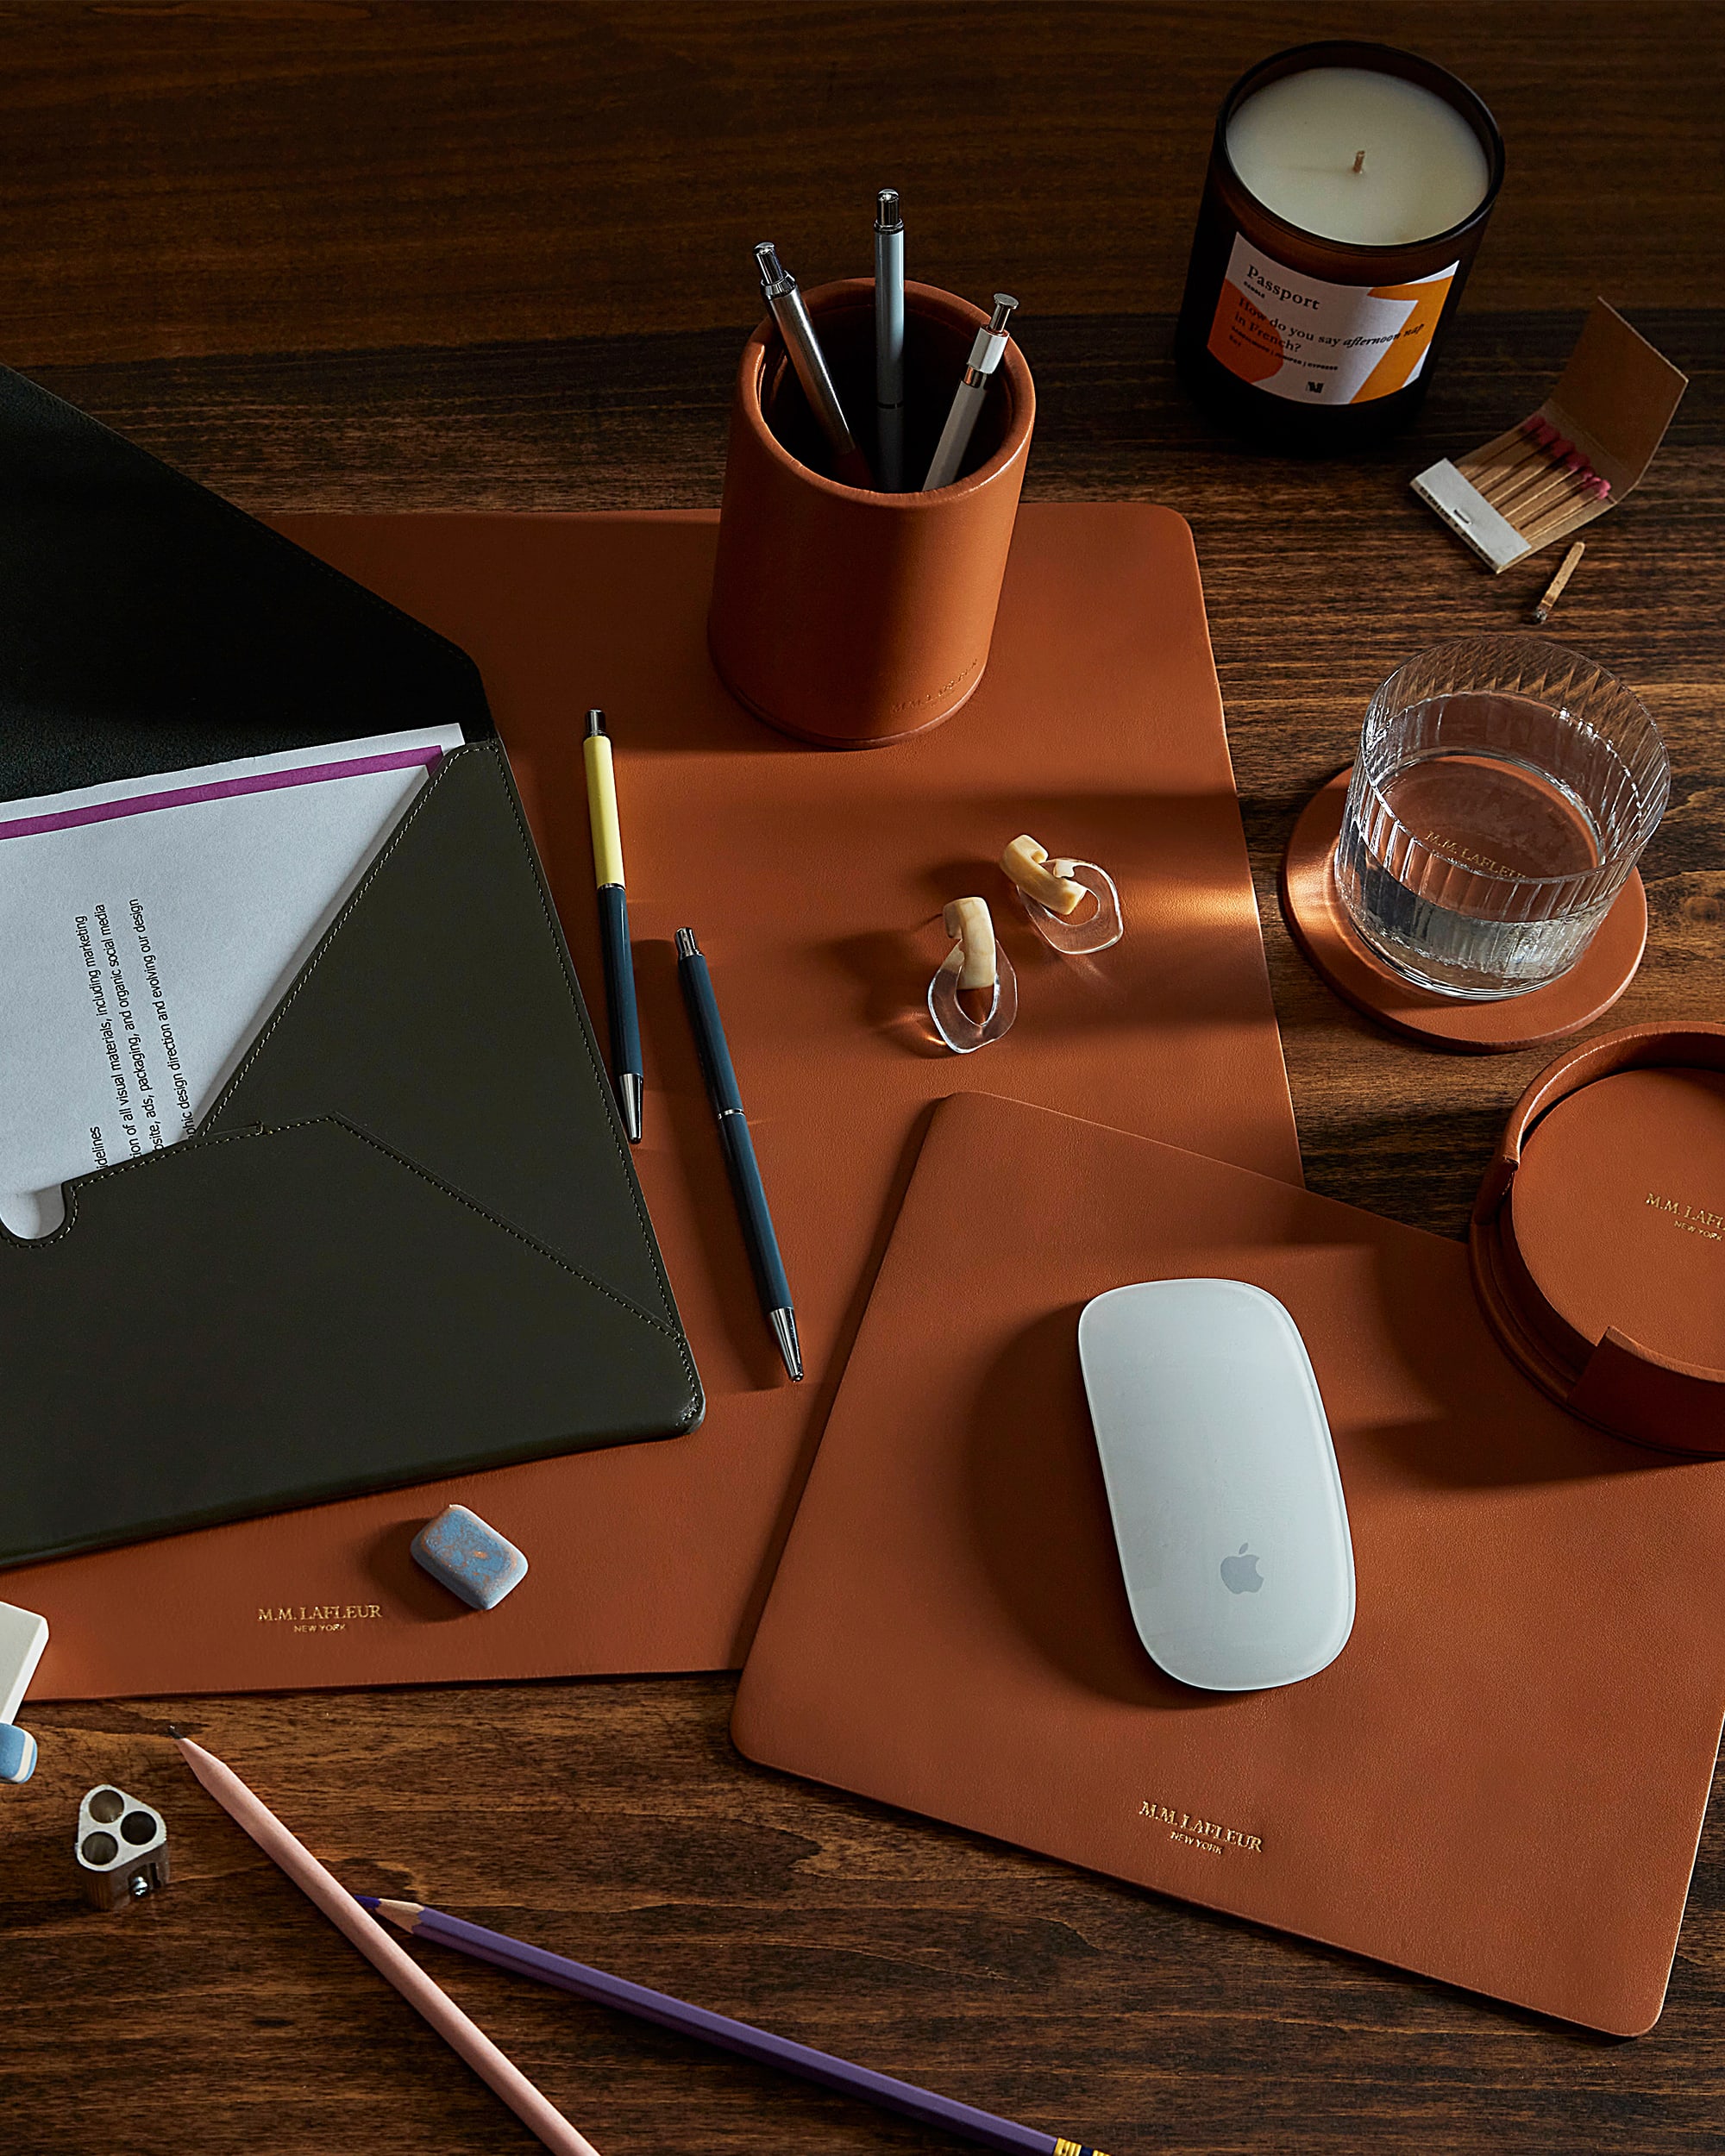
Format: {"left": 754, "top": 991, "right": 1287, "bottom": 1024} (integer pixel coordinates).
{"left": 1333, "top": 636, "right": 1669, "bottom": 1000}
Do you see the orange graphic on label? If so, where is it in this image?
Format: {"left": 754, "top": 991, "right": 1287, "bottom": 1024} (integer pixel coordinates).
{"left": 1208, "top": 280, "right": 1285, "bottom": 384}
{"left": 1355, "top": 274, "right": 1456, "bottom": 401}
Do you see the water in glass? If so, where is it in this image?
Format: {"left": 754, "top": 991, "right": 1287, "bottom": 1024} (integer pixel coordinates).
{"left": 1336, "top": 692, "right": 1641, "bottom": 997}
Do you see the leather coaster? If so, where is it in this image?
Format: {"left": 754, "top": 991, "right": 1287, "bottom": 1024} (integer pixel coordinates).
{"left": 1279, "top": 770, "right": 1647, "bottom": 1054}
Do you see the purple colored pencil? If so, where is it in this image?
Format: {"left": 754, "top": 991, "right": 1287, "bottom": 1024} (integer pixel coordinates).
{"left": 357, "top": 1896, "right": 1109, "bottom": 2156}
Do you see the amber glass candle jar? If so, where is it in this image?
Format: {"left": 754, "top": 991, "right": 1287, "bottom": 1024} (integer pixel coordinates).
{"left": 1176, "top": 41, "right": 1504, "bottom": 450}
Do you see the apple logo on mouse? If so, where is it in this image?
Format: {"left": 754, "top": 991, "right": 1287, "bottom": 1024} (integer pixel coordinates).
{"left": 1220, "top": 1544, "right": 1264, "bottom": 1595}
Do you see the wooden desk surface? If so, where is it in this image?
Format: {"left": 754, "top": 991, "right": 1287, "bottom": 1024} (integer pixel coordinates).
{"left": 3, "top": 8, "right": 1722, "bottom": 2152}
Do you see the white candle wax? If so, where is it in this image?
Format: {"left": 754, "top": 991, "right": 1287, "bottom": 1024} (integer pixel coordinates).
{"left": 1226, "top": 66, "right": 1490, "bottom": 247}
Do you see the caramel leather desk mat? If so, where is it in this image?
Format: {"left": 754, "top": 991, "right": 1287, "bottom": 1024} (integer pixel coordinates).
{"left": 22, "top": 505, "right": 1300, "bottom": 1698}
{"left": 733, "top": 1094, "right": 1725, "bottom": 2036}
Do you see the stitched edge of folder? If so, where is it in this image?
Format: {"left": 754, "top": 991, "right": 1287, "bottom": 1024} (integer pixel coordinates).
{"left": 193, "top": 747, "right": 700, "bottom": 1424}
{"left": 204, "top": 743, "right": 468, "bottom": 1104}
{"left": 212, "top": 744, "right": 686, "bottom": 1342}
{"left": 20, "top": 1112, "right": 693, "bottom": 1364}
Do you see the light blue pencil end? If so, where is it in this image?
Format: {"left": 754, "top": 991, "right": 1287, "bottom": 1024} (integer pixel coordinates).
{"left": 0, "top": 1722, "right": 38, "bottom": 1783}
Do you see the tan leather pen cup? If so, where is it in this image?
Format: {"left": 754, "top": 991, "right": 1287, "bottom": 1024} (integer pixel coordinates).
{"left": 708, "top": 279, "right": 1035, "bottom": 749}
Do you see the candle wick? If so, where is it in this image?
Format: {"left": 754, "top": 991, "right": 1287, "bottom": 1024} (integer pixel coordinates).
{"left": 1352, "top": 148, "right": 1366, "bottom": 175}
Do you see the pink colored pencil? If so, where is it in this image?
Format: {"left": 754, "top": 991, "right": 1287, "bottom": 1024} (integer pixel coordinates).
{"left": 174, "top": 1735, "right": 603, "bottom": 2156}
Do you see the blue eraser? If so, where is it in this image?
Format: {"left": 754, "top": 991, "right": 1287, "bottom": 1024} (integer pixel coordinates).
{"left": 0, "top": 1722, "right": 38, "bottom": 1784}
{"left": 410, "top": 1505, "right": 529, "bottom": 1611}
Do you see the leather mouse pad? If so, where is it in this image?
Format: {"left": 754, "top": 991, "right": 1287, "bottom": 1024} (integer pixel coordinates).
{"left": 733, "top": 1093, "right": 1725, "bottom": 2036}
{"left": 20, "top": 505, "right": 1301, "bottom": 1696}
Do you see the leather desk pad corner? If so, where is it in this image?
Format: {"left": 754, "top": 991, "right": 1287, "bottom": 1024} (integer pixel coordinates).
{"left": 20, "top": 505, "right": 1301, "bottom": 1697}
{"left": 734, "top": 1094, "right": 1725, "bottom": 2037}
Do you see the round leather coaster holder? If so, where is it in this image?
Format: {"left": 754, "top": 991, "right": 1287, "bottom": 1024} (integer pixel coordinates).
{"left": 1471, "top": 1023, "right": 1725, "bottom": 1456}
{"left": 1279, "top": 770, "right": 1648, "bottom": 1054}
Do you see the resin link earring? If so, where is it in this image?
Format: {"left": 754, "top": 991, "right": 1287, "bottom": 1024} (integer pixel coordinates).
{"left": 928, "top": 895, "right": 1017, "bottom": 1053}
{"left": 1000, "top": 833, "right": 1123, "bottom": 954}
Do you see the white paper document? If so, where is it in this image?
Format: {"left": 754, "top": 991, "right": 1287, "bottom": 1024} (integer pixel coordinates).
{"left": 0, "top": 726, "right": 466, "bottom": 1238}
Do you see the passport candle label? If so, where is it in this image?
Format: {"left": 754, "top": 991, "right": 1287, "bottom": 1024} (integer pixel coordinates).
{"left": 1208, "top": 235, "right": 1457, "bottom": 406}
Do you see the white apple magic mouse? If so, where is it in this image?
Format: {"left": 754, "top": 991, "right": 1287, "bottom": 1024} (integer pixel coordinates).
{"left": 1077, "top": 1279, "right": 1354, "bottom": 1692}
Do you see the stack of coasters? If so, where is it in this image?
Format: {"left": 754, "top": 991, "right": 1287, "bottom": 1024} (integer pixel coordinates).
{"left": 1413, "top": 299, "right": 1686, "bottom": 571}
{"left": 1471, "top": 1021, "right": 1725, "bottom": 1452}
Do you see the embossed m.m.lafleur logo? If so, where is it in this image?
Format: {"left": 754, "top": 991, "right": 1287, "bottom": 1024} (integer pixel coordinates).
{"left": 258, "top": 1602, "right": 385, "bottom": 1633}
{"left": 1646, "top": 1190, "right": 1724, "bottom": 1244}
{"left": 1139, "top": 1799, "right": 1263, "bottom": 1856}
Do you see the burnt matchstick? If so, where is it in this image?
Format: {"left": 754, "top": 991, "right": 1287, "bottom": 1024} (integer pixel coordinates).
{"left": 1531, "top": 541, "right": 1586, "bottom": 624}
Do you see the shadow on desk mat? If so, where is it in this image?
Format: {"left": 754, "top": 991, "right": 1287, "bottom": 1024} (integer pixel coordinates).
{"left": 20, "top": 505, "right": 1302, "bottom": 1697}
{"left": 733, "top": 1093, "right": 1725, "bottom": 2038}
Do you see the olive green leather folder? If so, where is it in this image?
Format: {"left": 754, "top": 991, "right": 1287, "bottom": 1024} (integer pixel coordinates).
{"left": 0, "top": 367, "right": 702, "bottom": 1568}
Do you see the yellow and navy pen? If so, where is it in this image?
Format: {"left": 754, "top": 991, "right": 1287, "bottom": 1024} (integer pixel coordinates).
{"left": 582, "top": 710, "right": 643, "bottom": 1143}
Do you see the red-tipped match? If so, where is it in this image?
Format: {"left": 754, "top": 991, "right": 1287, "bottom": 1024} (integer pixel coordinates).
{"left": 1532, "top": 418, "right": 1558, "bottom": 444}
{"left": 1587, "top": 475, "right": 1611, "bottom": 498}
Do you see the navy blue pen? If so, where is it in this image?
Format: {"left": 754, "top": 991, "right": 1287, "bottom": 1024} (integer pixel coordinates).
{"left": 675, "top": 927, "right": 802, "bottom": 1381}
{"left": 582, "top": 710, "right": 643, "bottom": 1142}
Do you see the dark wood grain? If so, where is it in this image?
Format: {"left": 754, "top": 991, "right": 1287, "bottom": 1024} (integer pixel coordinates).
{"left": 3, "top": 9, "right": 1724, "bottom": 2155}
{"left": 0, "top": 1, "right": 1721, "bottom": 364}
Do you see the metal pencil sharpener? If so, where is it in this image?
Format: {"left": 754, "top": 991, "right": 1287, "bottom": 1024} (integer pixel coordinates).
{"left": 77, "top": 1784, "right": 170, "bottom": 1909}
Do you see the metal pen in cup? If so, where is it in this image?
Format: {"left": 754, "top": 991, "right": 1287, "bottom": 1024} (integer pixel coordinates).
{"left": 922, "top": 293, "right": 1018, "bottom": 492}
{"left": 873, "top": 188, "right": 906, "bottom": 491}
{"left": 753, "top": 241, "right": 875, "bottom": 490}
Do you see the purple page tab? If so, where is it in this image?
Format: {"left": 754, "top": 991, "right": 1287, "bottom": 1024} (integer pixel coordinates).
{"left": 0, "top": 744, "right": 447, "bottom": 844}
